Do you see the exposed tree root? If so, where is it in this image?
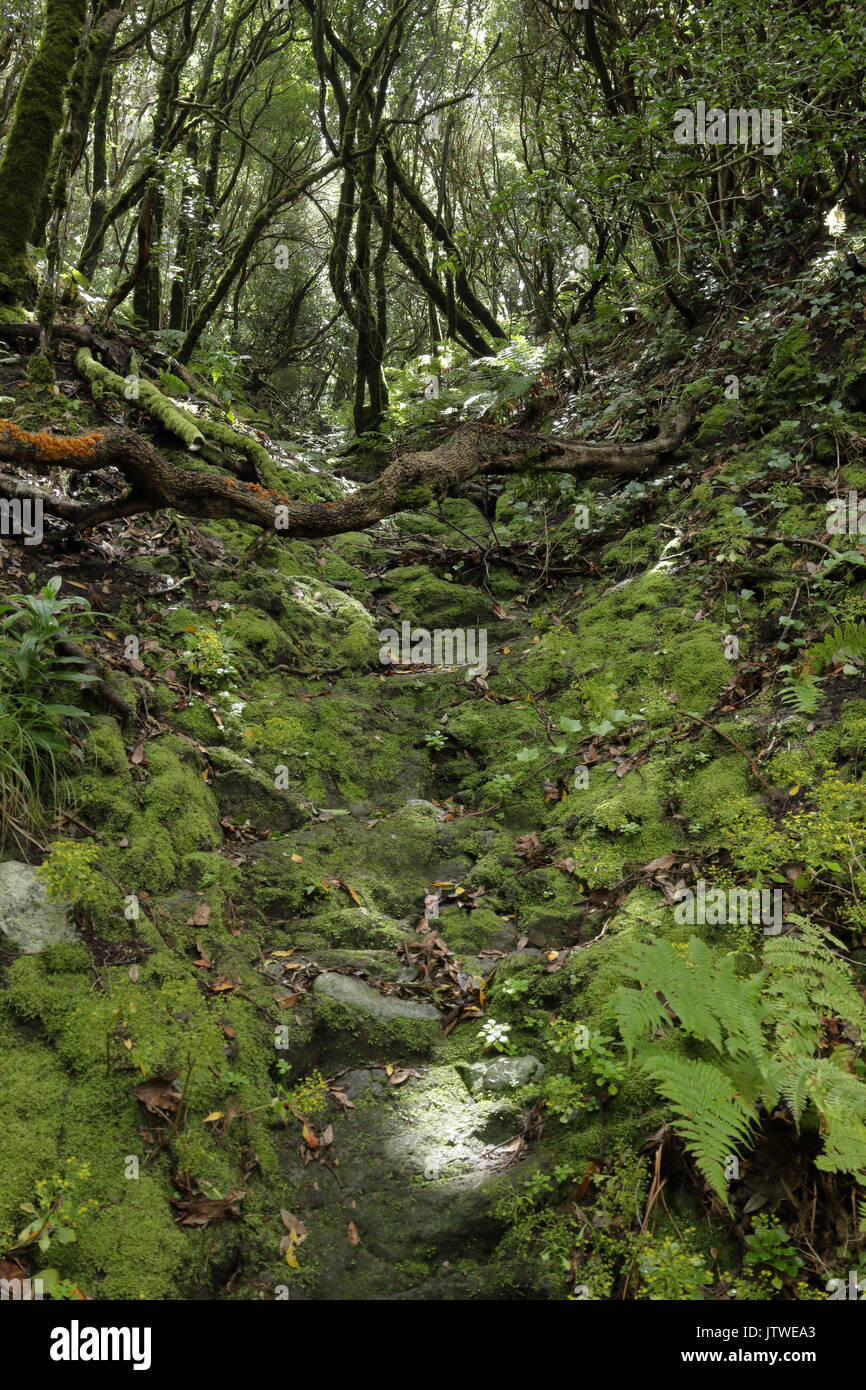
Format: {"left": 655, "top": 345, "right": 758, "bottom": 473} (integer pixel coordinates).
{"left": 56, "top": 639, "right": 135, "bottom": 723}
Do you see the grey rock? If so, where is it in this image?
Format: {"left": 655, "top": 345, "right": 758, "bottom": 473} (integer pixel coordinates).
{"left": 0, "top": 862, "right": 76, "bottom": 953}
{"left": 313, "top": 970, "right": 441, "bottom": 1020}
{"left": 462, "top": 1055, "right": 544, "bottom": 1094}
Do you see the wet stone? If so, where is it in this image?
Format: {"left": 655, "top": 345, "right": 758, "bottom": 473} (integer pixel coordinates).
{"left": 460, "top": 1055, "right": 544, "bottom": 1094}
{"left": 312, "top": 970, "right": 442, "bottom": 1020}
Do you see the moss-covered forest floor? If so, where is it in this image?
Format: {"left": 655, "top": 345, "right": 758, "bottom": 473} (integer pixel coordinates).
{"left": 2, "top": 241, "right": 866, "bottom": 1301}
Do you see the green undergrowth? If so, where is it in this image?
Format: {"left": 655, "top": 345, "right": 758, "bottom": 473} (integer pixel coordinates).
{"left": 3, "top": 253, "right": 866, "bottom": 1300}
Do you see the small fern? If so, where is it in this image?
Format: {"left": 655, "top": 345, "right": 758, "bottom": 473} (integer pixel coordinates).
{"left": 613, "top": 923, "right": 866, "bottom": 1202}
{"left": 779, "top": 674, "right": 823, "bottom": 714}
{"left": 805, "top": 620, "right": 866, "bottom": 674}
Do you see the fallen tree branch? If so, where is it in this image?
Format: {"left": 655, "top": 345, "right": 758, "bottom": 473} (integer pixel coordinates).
{"left": 0, "top": 387, "right": 702, "bottom": 543}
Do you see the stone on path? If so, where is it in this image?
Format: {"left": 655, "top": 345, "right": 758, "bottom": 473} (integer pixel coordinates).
{"left": 313, "top": 970, "right": 442, "bottom": 1020}
{"left": 461, "top": 1055, "right": 544, "bottom": 1094}
{"left": 0, "top": 862, "right": 76, "bottom": 953}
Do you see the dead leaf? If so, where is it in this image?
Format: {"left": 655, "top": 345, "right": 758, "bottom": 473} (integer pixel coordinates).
{"left": 203, "top": 1111, "right": 224, "bottom": 1124}
{"left": 347, "top": 1221, "right": 359, "bottom": 1245}
{"left": 280, "top": 1210, "right": 307, "bottom": 1242}
{"left": 128, "top": 964, "right": 139, "bottom": 982}
{"left": 274, "top": 993, "right": 301, "bottom": 1008}
{"left": 187, "top": 902, "right": 211, "bottom": 927}
{"left": 134, "top": 1075, "right": 181, "bottom": 1117}
{"left": 173, "top": 1190, "right": 244, "bottom": 1226}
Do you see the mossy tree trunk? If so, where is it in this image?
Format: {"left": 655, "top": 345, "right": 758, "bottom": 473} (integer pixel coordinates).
{"left": 0, "top": 0, "right": 88, "bottom": 306}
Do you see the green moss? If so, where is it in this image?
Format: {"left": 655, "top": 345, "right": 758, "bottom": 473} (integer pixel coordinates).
{"left": 27, "top": 350, "right": 55, "bottom": 385}
{"left": 377, "top": 565, "right": 497, "bottom": 628}
{"left": 693, "top": 399, "right": 744, "bottom": 451}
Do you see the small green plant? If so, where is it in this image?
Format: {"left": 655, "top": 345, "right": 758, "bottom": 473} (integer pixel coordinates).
{"left": 424, "top": 729, "right": 447, "bottom": 751}
{"left": 486, "top": 771, "right": 515, "bottom": 799}
{"left": 636, "top": 1229, "right": 714, "bottom": 1300}
{"left": 544, "top": 1018, "right": 626, "bottom": 1118}
{"left": 272, "top": 1063, "right": 329, "bottom": 1121}
{"left": 0, "top": 577, "right": 95, "bottom": 846}
{"left": 0, "top": 576, "right": 95, "bottom": 696}
{"left": 37, "top": 840, "right": 101, "bottom": 908}
{"left": 743, "top": 1216, "right": 803, "bottom": 1290}
{"left": 182, "top": 624, "right": 238, "bottom": 689}
{"left": 6, "top": 1160, "right": 97, "bottom": 1258}
{"left": 477, "top": 1018, "right": 514, "bottom": 1053}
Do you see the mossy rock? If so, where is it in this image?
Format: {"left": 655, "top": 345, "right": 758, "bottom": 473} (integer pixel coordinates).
{"left": 375, "top": 565, "right": 497, "bottom": 629}
{"left": 206, "top": 745, "right": 306, "bottom": 832}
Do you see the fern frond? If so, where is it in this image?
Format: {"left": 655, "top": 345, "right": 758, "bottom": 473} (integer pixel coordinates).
{"left": 779, "top": 674, "right": 823, "bottom": 713}
{"left": 807, "top": 620, "right": 866, "bottom": 673}
{"left": 640, "top": 1054, "right": 758, "bottom": 1199}
{"left": 764, "top": 917, "right": 866, "bottom": 1057}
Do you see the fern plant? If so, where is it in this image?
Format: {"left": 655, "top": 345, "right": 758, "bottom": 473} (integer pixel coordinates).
{"left": 778, "top": 672, "right": 823, "bottom": 714}
{"left": 806, "top": 620, "right": 866, "bottom": 674}
{"left": 776, "top": 618, "right": 866, "bottom": 713}
{"left": 613, "top": 921, "right": 866, "bottom": 1202}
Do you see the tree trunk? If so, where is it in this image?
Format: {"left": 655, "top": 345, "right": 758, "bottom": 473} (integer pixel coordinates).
{"left": 0, "top": 0, "right": 88, "bottom": 305}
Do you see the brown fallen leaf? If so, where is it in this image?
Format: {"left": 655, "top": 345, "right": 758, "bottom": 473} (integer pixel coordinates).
{"left": 347, "top": 1221, "right": 359, "bottom": 1245}
{"left": 209, "top": 975, "right": 236, "bottom": 992}
{"left": 642, "top": 853, "right": 678, "bottom": 873}
{"left": 274, "top": 993, "right": 301, "bottom": 1008}
{"left": 173, "top": 1190, "right": 244, "bottom": 1226}
{"left": 302, "top": 1121, "right": 318, "bottom": 1148}
{"left": 320, "top": 1125, "right": 334, "bottom": 1146}
{"left": 187, "top": 902, "right": 211, "bottom": 927}
{"left": 387, "top": 1068, "right": 418, "bottom": 1086}
{"left": 280, "top": 1210, "right": 307, "bottom": 1243}
{"left": 130, "top": 743, "right": 145, "bottom": 765}
{"left": 134, "top": 1075, "right": 181, "bottom": 1117}
{"left": 128, "top": 964, "right": 139, "bottom": 983}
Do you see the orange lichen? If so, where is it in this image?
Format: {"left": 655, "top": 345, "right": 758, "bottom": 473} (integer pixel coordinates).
{"left": 0, "top": 420, "right": 106, "bottom": 460}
